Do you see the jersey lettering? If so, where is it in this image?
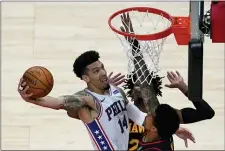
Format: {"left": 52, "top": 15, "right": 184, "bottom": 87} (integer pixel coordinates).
{"left": 129, "top": 139, "right": 139, "bottom": 151}
{"left": 129, "top": 120, "right": 144, "bottom": 151}
{"left": 129, "top": 122, "right": 145, "bottom": 133}
{"left": 105, "top": 100, "right": 126, "bottom": 121}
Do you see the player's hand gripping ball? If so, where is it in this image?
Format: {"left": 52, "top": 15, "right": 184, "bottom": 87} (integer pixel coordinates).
{"left": 22, "top": 66, "right": 54, "bottom": 99}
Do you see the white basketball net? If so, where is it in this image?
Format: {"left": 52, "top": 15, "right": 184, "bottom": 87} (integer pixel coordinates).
{"left": 110, "top": 9, "right": 172, "bottom": 85}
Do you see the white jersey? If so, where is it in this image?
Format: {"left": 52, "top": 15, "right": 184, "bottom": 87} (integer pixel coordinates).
{"left": 84, "top": 85, "right": 129, "bottom": 150}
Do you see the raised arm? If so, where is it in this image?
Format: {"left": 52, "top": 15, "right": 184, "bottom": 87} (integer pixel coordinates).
{"left": 120, "top": 13, "right": 160, "bottom": 112}
{"left": 120, "top": 13, "right": 150, "bottom": 85}
{"left": 165, "top": 71, "right": 215, "bottom": 124}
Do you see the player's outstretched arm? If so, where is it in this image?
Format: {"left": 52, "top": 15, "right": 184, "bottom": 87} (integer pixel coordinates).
{"left": 165, "top": 71, "right": 215, "bottom": 124}
{"left": 18, "top": 78, "right": 98, "bottom": 112}
{"left": 17, "top": 78, "right": 64, "bottom": 109}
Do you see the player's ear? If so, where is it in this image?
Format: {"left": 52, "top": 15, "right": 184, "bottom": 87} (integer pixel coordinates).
{"left": 82, "top": 75, "right": 90, "bottom": 83}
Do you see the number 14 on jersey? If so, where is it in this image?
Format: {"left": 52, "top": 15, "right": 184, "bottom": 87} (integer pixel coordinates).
{"left": 118, "top": 115, "right": 128, "bottom": 133}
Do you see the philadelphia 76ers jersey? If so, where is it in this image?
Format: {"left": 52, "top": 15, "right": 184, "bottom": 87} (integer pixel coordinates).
{"left": 84, "top": 85, "right": 129, "bottom": 150}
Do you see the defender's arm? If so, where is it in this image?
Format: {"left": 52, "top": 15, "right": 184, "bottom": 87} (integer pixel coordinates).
{"left": 175, "top": 82, "right": 215, "bottom": 124}
{"left": 166, "top": 71, "right": 215, "bottom": 124}
{"left": 121, "top": 13, "right": 160, "bottom": 111}
{"left": 176, "top": 94, "right": 215, "bottom": 124}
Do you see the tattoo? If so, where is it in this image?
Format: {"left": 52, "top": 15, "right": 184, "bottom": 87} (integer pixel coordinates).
{"left": 75, "top": 90, "right": 101, "bottom": 112}
{"left": 75, "top": 90, "right": 90, "bottom": 97}
{"left": 131, "top": 39, "right": 149, "bottom": 83}
{"left": 130, "top": 39, "right": 160, "bottom": 112}
{"left": 140, "top": 83, "right": 160, "bottom": 112}
{"left": 94, "top": 98, "right": 101, "bottom": 112}
{"left": 117, "top": 87, "right": 129, "bottom": 105}
{"left": 63, "top": 95, "right": 87, "bottom": 111}
{"left": 62, "top": 90, "right": 102, "bottom": 121}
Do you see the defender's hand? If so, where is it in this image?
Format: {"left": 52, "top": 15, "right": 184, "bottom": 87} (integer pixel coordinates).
{"left": 108, "top": 72, "right": 125, "bottom": 86}
{"left": 165, "top": 71, "right": 185, "bottom": 89}
{"left": 18, "top": 78, "right": 34, "bottom": 102}
{"left": 120, "top": 12, "right": 134, "bottom": 34}
{"left": 120, "top": 13, "right": 134, "bottom": 42}
{"left": 175, "top": 127, "right": 196, "bottom": 148}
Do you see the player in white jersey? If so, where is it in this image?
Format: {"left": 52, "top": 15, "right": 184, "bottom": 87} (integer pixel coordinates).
{"left": 18, "top": 50, "right": 146, "bottom": 150}
{"left": 84, "top": 85, "right": 129, "bottom": 150}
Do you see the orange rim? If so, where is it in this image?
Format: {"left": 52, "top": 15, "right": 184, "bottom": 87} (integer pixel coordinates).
{"left": 108, "top": 7, "right": 175, "bottom": 41}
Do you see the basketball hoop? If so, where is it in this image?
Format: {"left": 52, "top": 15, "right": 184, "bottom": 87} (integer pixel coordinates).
{"left": 109, "top": 7, "right": 175, "bottom": 41}
{"left": 108, "top": 7, "right": 190, "bottom": 85}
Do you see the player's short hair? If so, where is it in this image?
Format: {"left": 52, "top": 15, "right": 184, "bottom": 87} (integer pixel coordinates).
{"left": 73, "top": 50, "right": 100, "bottom": 79}
{"left": 123, "top": 72, "right": 163, "bottom": 98}
{"left": 154, "top": 104, "right": 180, "bottom": 139}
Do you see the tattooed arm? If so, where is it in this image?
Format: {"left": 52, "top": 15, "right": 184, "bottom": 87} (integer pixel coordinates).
{"left": 140, "top": 84, "right": 160, "bottom": 112}
{"left": 121, "top": 13, "right": 149, "bottom": 83}
{"left": 131, "top": 38, "right": 160, "bottom": 112}
{"left": 32, "top": 91, "right": 99, "bottom": 114}
{"left": 33, "top": 91, "right": 100, "bottom": 123}
{"left": 32, "top": 95, "right": 88, "bottom": 111}
{"left": 130, "top": 32, "right": 159, "bottom": 112}
{"left": 30, "top": 95, "right": 97, "bottom": 122}
{"left": 32, "top": 96, "right": 65, "bottom": 110}
{"left": 121, "top": 13, "right": 160, "bottom": 112}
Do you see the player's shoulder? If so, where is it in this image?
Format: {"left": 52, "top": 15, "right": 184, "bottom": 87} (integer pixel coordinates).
{"left": 61, "top": 90, "right": 92, "bottom": 106}
{"left": 59, "top": 90, "right": 91, "bottom": 103}
{"left": 74, "top": 89, "right": 90, "bottom": 97}
{"left": 73, "top": 89, "right": 92, "bottom": 98}
{"left": 112, "top": 85, "right": 129, "bottom": 105}
{"left": 112, "top": 85, "right": 123, "bottom": 94}
{"left": 62, "top": 90, "right": 94, "bottom": 110}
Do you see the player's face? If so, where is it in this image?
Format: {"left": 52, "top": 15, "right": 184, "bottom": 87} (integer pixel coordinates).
{"left": 85, "top": 61, "right": 110, "bottom": 90}
{"left": 144, "top": 112, "right": 157, "bottom": 135}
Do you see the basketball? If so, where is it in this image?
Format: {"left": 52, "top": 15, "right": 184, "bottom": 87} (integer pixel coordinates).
{"left": 22, "top": 66, "right": 54, "bottom": 99}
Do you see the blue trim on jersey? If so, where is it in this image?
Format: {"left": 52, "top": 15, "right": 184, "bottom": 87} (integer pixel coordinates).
{"left": 86, "top": 120, "right": 113, "bottom": 151}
